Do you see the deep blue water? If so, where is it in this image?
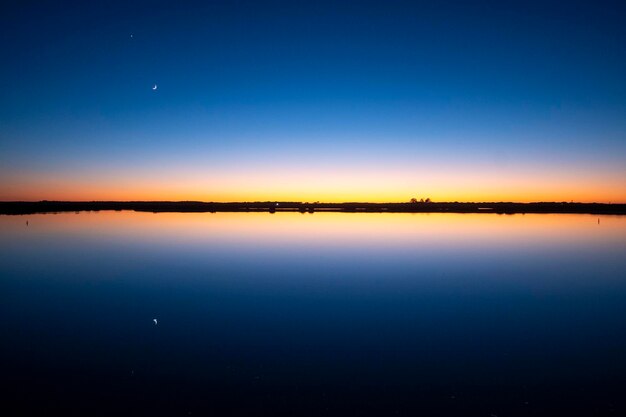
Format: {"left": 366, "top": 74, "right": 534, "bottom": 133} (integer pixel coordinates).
{"left": 1, "top": 212, "right": 626, "bottom": 416}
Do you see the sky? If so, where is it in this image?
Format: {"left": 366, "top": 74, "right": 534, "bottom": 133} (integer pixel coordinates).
{"left": 1, "top": 0, "right": 625, "bottom": 203}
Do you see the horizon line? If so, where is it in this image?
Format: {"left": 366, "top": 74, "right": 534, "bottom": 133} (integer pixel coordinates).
{"left": 1, "top": 199, "right": 625, "bottom": 205}
{"left": 2, "top": 200, "right": 626, "bottom": 216}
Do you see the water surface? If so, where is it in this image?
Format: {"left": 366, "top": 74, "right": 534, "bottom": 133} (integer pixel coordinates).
{"left": 1, "top": 212, "right": 625, "bottom": 416}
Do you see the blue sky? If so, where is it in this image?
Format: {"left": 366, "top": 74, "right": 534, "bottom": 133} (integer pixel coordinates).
{"left": 1, "top": 0, "right": 625, "bottom": 201}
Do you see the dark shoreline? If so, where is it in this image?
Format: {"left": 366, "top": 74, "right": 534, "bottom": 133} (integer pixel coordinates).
{"left": 1, "top": 201, "right": 626, "bottom": 215}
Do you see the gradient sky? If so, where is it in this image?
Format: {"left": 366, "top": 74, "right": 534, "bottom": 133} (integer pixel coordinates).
{"left": 1, "top": 0, "right": 625, "bottom": 202}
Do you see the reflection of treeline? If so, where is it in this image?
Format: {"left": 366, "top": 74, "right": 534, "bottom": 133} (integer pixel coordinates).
{"left": 1, "top": 201, "right": 625, "bottom": 215}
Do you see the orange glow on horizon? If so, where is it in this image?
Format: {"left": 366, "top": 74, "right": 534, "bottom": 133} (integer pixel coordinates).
{"left": 1, "top": 165, "right": 625, "bottom": 203}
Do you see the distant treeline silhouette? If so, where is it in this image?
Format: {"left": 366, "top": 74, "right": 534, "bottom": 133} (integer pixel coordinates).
{"left": 1, "top": 201, "right": 625, "bottom": 215}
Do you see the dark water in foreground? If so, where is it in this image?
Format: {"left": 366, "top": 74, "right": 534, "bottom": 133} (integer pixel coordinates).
{"left": 1, "top": 212, "right": 626, "bottom": 416}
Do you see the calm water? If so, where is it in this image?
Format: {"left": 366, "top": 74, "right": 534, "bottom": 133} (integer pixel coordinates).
{"left": 1, "top": 212, "right": 626, "bottom": 416}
